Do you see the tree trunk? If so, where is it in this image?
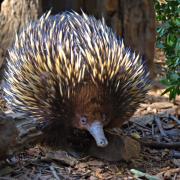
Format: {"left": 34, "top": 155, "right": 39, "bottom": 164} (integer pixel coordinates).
{"left": 42, "top": 0, "right": 156, "bottom": 78}
{"left": 0, "top": 0, "right": 155, "bottom": 78}
{"left": 0, "top": 0, "right": 42, "bottom": 75}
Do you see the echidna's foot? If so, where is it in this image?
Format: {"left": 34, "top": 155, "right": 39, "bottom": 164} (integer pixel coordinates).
{"left": 88, "top": 133, "right": 141, "bottom": 161}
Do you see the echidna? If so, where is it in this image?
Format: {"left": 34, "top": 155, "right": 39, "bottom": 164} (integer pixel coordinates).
{"left": 3, "top": 11, "right": 150, "bottom": 147}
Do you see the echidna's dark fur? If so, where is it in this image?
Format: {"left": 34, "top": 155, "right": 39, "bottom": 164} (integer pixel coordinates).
{"left": 3, "top": 11, "right": 150, "bottom": 146}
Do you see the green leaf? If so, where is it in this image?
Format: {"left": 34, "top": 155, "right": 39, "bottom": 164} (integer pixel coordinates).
{"left": 157, "top": 27, "right": 167, "bottom": 37}
{"left": 169, "top": 87, "right": 176, "bottom": 100}
{"left": 160, "top": 78, "right": 170, "bottom": 86}
{"left": 170, "top": 73, "right": 179, "bottom": 81}
{"left": 156, "top": 42, "right": 164, "bottom": 48}
{"left": 156, "top": 0, "right": 180, "bottom": 101}
{"left": 167, "top": 34, "right": 176, "bottom": 47}
{"left": 174, "top": 18, "right": 180, "bottom": 26}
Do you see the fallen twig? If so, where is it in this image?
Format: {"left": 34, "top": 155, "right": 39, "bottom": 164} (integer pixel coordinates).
{"left": 130, "top": 169, "right": 160, "bottom": 180}
{"left": 50, "top": 165, "right": 60, "bottom": 180}
{"left": 169, "top": 114, "right": 180, "bottom": 125}
{"left": 133, "top": 121, "right": 152, "bottom": 132}
{"left": 131, "top": 136, "right": 180, "bottom": 149}
{"left": 154, "top": 116, "right": 167, "bottom": 137}
{"left": 157, "top": 168, "right": 180, "bottom": 180}
{"left": 171, "top": 150, "right": 180, "bottom": 158}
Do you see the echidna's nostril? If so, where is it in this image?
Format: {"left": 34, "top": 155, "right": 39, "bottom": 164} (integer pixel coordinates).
{"left": 100, "top": 139, "right": 105, "bottom": 145}
{"left": 99, "top": 138, "right": 108, "bottom": 147}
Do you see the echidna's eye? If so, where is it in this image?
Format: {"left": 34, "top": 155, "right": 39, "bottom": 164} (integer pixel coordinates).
{"left": 80, "top": 116, "right": 87, "bottom": 125}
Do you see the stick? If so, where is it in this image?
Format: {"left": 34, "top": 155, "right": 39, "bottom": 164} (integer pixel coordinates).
{"left": 132, "top": 136, "right": 180, "bottom": 149}
{"left": 169, "top": 114, "right": 180, "bottom": 125}
{"left": 49, "top": 165, "right": 60, "bottom": 180}
{"left": 154, "top": 116, "right": 167, "bottom": 137}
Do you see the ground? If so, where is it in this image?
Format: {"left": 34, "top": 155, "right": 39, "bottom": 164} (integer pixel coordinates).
{"left": 0, "top": 49, "right": 179, "bottom": 179}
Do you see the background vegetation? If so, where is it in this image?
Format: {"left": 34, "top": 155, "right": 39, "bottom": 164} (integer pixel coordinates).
{"left": 155, "top": 0, "right": 180, "bottom": 100}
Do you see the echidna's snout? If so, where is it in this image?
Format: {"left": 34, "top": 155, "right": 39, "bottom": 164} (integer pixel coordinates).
{"left": 87, "top": 121, "right": 108, "bottom": 147}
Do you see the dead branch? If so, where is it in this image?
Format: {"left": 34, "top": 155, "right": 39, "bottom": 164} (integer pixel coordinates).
{"left": 154, "top": 116, "right": 167, "bottom": 137}
{"left": 132, "top": 136, "right": 180, "bottom": 150}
